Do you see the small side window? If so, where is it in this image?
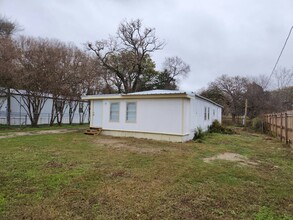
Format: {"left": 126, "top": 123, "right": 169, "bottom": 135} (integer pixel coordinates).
{"left": 208, "top": 107, "right": 210, "bottom": 120}
{"left": 126, "top": 102, "right": 136, "bottom": 122}
{"left": 110, "top": 102, "right": 120, "bottom": 122}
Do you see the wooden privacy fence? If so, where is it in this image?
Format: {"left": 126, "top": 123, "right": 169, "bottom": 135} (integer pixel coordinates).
{"left": 264, "top": 111, "right": 293, "bottom": 145}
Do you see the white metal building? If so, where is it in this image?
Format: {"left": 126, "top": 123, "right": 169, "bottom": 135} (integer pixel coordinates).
{"left": 82, "top": 90, "right": 222, "bottom": 142}
{"left": 0, "top": 89, "right": 89, "bottom": 126}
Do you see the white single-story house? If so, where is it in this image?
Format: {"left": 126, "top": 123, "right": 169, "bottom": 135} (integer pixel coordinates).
{"left": 82, "top": 90, "right": 222, "bottom": 142}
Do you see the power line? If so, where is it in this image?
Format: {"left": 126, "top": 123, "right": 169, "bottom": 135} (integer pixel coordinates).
{"left": 265, "top": 25, "right": 293, "bottom": 88}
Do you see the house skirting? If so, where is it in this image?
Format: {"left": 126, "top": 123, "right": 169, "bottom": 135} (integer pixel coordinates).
{"left": 100, "top": 129, "right": 191, "bottom": 142}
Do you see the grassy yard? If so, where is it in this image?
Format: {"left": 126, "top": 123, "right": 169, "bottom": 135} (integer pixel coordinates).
{"left": 0, "top": 124, "right": 89, "bottom": 134}
{"left": 0, "top": 128, "right": 292, "bottom": 219}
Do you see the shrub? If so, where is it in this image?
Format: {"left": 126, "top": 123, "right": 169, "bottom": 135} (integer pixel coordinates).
{"left": 208, "top": 120, "right": 234, "bottom": 134}
{"left": 193, "top": 127, "right": 205, "bottom": 141}
{"left": 251, "top": 117, "right": 264, "bottom": 133}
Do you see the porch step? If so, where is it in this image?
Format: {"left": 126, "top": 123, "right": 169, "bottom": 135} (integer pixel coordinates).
{"left": 84, "top": 128, "right": 102, "bottom": 135}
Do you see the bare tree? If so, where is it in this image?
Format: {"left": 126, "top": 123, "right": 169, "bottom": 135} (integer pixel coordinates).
{"left": 0, "top": 34, "right": 18, "bottom": 88}
{"left": 0, "top": 16, "right": 20, "bottom": 38}
{"left": 211, "top": 75, "right": 249, "bottom": 122}
{"left": 273, "top": 67, "right": 293, "bottom": 90}
{"left": 78, "top": 54, "right": 104, "bottom": 95}
{"left": 47, "top": 43, "right": 80, "bottom": 125}
{"left": 13, "top": 36, "right": 60, "bottom": 126}
{"left": 43, "top": 42, "right": 103, "bottom": 126}
{"left": 153, "top": 56, "right": 190, "bottom": 89}
{"left": 199, "top": 84, "right": 227, "bottom": 111}
{"left": 251, "top": 74, "right": 272, "bottom": 90}
{"left": 0, "top": 16, "right": 20, "bottom": 125}
{"left": 88, "top": 19, "right": 165, "bottom": 93}
{"left": 245, "top": 82, "right": 271, "bottom": 117}
{"left": 163, "top": 56, "right": 190, "bottom": 79}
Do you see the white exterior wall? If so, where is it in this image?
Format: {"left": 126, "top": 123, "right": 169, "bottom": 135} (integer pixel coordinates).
{"left": 91, "top": 98, "right": 184, "bottom": 135}
{"left": 186, "top": 96, "right": 222, "bottom": 141}
{"left": 183, "top": 98, "right": 190, "bottom": 135}
{"left": 89, "top": 95, "right": 222, "bottom": 142}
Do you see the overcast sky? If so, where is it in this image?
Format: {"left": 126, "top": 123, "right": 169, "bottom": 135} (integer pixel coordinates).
{"left": 1, "top": 0, "right": 293, "bottom": 91}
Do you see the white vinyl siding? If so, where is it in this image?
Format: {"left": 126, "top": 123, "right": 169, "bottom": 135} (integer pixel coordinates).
{"left": 110, "top": 102, "right": 120, "bottom": 122}
{"left": 126, "top": 102, "right": 136, "bottom": 122}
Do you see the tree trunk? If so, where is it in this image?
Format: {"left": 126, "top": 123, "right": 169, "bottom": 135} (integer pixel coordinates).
{"left": 6, "top": 88, "right": 11, "bottom": 126}
{"left": 31, "top": 112, "right": 39, "bottom": 127}
{"left": 69, "top": 100, "right": 78, "bottom": 125}
{"left": 79, "top": 102, "right": 89, "bottom": 125}
{"left": 56, "top": 100, "right": 66, "bottom": 126}
{"left": 50, "top": 98, "right": 57, "bottom": 126}
{"left": 232, "top": 114, "right": 236, "bottom": 123}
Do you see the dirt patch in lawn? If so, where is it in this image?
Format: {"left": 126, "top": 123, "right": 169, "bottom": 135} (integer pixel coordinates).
{"left": 0, "top": 129, "right": 79, "bottom": 139}
{"left": 94, "top": 136, "right": 182, "bottom": 154}
{"left": 203, "top": 152, "right": 258, "bottom": 166}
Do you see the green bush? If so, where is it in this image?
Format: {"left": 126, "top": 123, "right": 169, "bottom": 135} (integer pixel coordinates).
{"left": 193, "top": 127, "right": 205, "bottom": 141}
{"left": 251, "top": 117, "right": 264, "bottom": 133}
{"left": 208, "top": 120, "right": 234, "bottom": 134}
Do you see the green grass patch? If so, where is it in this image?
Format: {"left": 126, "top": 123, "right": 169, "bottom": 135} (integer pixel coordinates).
{"left": 0, "top": 128, "right": 292, "bottom": 219}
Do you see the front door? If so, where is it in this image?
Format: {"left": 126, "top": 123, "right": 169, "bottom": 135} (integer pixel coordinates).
{"left": 92, "top": 100, "right": 102, "bottom": 128}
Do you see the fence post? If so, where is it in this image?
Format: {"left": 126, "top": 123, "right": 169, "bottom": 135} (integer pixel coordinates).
{"left": 274, "top": 113, "right": 278, "bottom": 137}
{"left": 271, "top": 114, "right": 274, "bottom": 134}
{"left": 271, "top": 114, "right": 273, "bottom": 135}
{"left": 269, "top": 114, "right": 272, "bottom": 134}
{"left": 285, "top": 113, "right": 288, "bottom": 144}
{"left": 276, "top": 114, "right": 278, "bottom": 137}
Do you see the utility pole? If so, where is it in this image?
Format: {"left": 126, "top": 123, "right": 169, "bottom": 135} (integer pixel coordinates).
{"left": 243, "top": 99, "right": 248, "bottom": 126}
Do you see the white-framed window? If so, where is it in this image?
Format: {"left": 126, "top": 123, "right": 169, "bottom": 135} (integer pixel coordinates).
{"left": 208, "top": 107, "right": 210, "bottom": 120}
{"left": 110, "top": 102, "right": 120, "bottom": 122}
{"left": 126, "top": 102, "right": 136, "bottom": 122}
{"left": 204, "top": 107, "right": 210, "bottom": 120}
{"left": 213, "top": 109, "right": 215, "bottom": 116}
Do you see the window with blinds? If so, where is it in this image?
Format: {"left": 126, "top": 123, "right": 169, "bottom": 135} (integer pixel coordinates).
{"left": 110, "top": 102, "right": 120, "bottom": 122}
{"left": 126, "top": 102, "right": 136, "bottom": 122}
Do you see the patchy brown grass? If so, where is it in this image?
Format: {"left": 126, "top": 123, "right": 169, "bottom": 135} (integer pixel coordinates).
{"left": 94, "top": 135, "right": 188, "bottom": 154}
{"left": 203, "top": 152, "right": 259, "bottom": 166}
{"left": 0, "top": 128, "right": 292, "bottom": 219}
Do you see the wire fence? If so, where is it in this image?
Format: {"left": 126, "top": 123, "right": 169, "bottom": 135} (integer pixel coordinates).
{"left": 222, "top": 116, "right": 251, "bottom": 126}
{"left": 0, "top": 111, "right": 89, "bottom": 126}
